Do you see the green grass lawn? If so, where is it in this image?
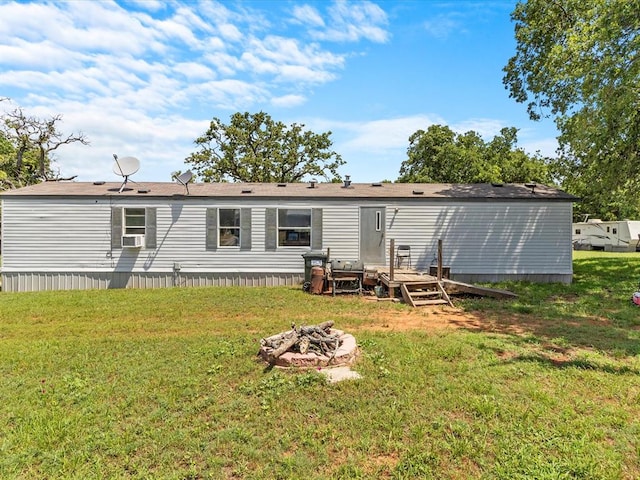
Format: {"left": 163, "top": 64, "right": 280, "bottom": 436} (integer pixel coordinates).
{"left": 2, "top": 251, "right": 640, "bottom": 479}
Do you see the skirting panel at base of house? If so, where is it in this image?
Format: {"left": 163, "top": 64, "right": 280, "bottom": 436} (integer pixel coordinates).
{"left": 1, "top": 272, "right": 305, "bottom": 292}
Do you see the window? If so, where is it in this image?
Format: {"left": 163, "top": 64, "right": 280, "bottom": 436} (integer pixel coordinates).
{"left": 278, "top": 209, "right": 311, "bottom": 246}
{"left": 112, "top": 207, "right": 156, "bottom": 249}
{"left": 219, "top": 208, "right": 240, "bottom": 247}
{"left": 575, "top": 228, "right": 581, "bottom": 235}
{"left": 124, "top": 208, "right": 146, "bottom": 235}
{"left": 607, "top": 226, "right": 610, "bottom": 233}
{"left": 613, "top": 228, "right": 617, "bottom": 235}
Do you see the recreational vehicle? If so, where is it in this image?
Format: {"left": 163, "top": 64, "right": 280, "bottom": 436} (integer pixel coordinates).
{"left": 572, "top": 218, "right": 640, "bottom": 251}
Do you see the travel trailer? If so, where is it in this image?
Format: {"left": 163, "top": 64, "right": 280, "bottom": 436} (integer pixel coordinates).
{"left": 572, "top": 218, "right": 640, "bottom": 251}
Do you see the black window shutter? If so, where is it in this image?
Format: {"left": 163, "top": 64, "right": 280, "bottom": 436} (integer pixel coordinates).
{"left": 111, "top": 207, "right": 123, "bottom": 249}
{"left": 265, "top": 208, "right": 277, "bottom": 251}
{"left": 311, "top": 208, "right": 323, "bottom": 250}
{"left": 145, "top": 207, "right": 157, "bottom": 249}
{"left": 206, "top": 208, "right": 218, "bottom": 251}
{"left": 240, "top": 208, "right": 252, "bottom": 251}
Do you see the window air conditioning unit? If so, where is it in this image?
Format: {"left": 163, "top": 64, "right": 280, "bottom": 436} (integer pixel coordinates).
{"left": 122, "top": 234, "right": 144, "bottom": 248}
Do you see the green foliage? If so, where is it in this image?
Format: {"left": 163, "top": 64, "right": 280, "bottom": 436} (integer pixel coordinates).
{"left": 503, "top": 0, "right": 640, "bottom": 219}
{"left": 185, "top": 111, "right": 345, "bottom": 183}
{"left": 398, "top": 124, "right": 551, "bottom": 184}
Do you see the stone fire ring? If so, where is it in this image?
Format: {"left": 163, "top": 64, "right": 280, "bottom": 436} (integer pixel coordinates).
{"left": 259, "top": 329, "right": 360, "bottom": 368}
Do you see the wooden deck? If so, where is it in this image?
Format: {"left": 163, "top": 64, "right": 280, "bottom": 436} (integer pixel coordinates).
{"left": 377, "top": 268, "right": 517, "bottom": 305}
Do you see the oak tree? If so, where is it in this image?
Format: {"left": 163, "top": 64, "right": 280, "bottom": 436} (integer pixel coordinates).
{"left": 0, "top": 102, "right": 88, "bottom": 190}
{"left": 398, "top": 124, "right": 550, "bottom": 184}
{"left": 503, "top": 0, "right": 640, "bottom": 219}
{"left": 185, "top": 111, "right": 344, "bottom": 183}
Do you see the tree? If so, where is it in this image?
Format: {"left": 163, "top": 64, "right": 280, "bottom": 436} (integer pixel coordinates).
{"left": 0, "top": 103, "right": 88, "bottom": 190}
{"left": 397, "top": 124, "right": 551, "bottom": 184}
{"left": 185, "top": 111, "right": 344, "bottom": 183}
{"left": 503, "top": 0, "right": 640, "bottom": 219}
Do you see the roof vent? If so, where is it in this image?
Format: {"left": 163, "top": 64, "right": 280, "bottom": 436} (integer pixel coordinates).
{"left": 343, "top": 175, "right": 352, "bottom": 188}
{"left": 138, "top": 188, "right": 150, "bottom": 194}
{"left": 371, "top": 182, "right": 383, "bottom": 187}
{"left": 93, "top": 181, "right": 105, "bottom": 185}
{"left": 524, "top": 182, "right": 537, "bottom": 194}
{"left": 491, "top": 182, "right": 504, "bottom": 187}
{"left": 308, "top": 179, "right": 317, "bottom": 189}
{"left": 241, "top": 189, "right": 253, "bottom": 194}
{"left": 277, "top": 183, "right": 287, "bottom": 187}
{"left": 412, "top": 190, "right": 424, "bottom": 195}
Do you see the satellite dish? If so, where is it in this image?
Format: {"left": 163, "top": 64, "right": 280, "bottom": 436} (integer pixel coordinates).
{"left": 174, "top": 170, "right": 193, "bottom": 195}
{"left": 112, "top": 154, "right": 140, "bottom": 192}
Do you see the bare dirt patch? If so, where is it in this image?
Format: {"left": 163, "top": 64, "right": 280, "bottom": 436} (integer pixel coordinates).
{"left": 352, "top": 304, "right": 489, "bottom": 332}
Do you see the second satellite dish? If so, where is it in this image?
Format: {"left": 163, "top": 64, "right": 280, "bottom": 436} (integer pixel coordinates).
{"left": 113, "top": 154, "right": 141, "bottom": 192}
{"left": 175, "top": 170, "right": 193, "bottom": 194}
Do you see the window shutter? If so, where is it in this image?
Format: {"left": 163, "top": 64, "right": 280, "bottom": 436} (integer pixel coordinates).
{"left": 145, "top": 207, "right": 157, "bottom": 249}
{"left": 111, "top": 207, "right": 123, "bottom": 249}
{"left": 265, "top": 208, "right": 277, "bottom": 251}
{"left": 311, "top": 208, "right": 323, "bottom": 250}
{"left": 206, "top": 208, "right": 218, "bottom": 251}
{"left": 240, "top": 208, "right": 252, "bottom": 251}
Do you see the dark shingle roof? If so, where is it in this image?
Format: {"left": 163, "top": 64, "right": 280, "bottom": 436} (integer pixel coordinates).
{"left": 1, "top": 181, "right": 578, "bottom": 201}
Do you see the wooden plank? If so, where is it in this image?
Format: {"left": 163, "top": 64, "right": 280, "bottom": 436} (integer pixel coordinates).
{"left": 408, "top": 290, "right": 441, "bottom": 298}
{"left": 400, "top": 283, "right": 416, "bottom": 307}
{"left": 402, "top": 280, "right": 440, "bottom": 289}
{"left": 436, "top": 281, "right": 454, "bottom": 307}
{"left": 414, "top": 299, "right": 449, "bottom": 306}
{"left": 441, "top": 279, "right": 517, "bottom": 299}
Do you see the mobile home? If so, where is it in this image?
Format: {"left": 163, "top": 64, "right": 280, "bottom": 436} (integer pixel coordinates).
{"left": 1, "top": 181, "right": 577, "bottom": 292}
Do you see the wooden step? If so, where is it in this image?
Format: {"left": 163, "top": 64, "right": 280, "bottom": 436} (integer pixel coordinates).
{"left": 402, "top": 280, "right": 440, "bottom": 289}
{"left": 408, "top": 290, "right": 441, "bottom": 297}
{"left": 401, "top": 282, "right": 454, "bottom": 308}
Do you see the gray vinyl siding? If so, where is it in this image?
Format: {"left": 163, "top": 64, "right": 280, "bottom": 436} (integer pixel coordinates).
{"left": 322, "top": 204, "right": 360, "bottom": 260}
{"left": 384, "top": 201, "right": 572, "bottom": 276}
{"left": 1, "top": 195, "right": 573, "bottom": 291}
{"left": 1, "top": 198, "right": 343, "bottom": 275}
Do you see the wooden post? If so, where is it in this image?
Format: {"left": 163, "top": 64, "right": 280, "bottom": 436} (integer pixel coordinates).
{"left": 389, "top": 238, "right": 395, "bottom": 282}
{"left": 437, "top": 239, "right": 443, "bottom": 282}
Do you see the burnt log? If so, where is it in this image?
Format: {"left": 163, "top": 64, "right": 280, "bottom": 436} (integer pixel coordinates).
{"left": 260, "top": 321, "right": 342, "bottom": 363}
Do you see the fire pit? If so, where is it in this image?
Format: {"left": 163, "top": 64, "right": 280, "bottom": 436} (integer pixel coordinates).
{"left": 258, "top": 321, "right": 359, "bottom": 368}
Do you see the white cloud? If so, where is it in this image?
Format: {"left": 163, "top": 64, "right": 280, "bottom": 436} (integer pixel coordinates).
{"left": 218, "top": 23, "right": 244, "bottom": 42}
{"left": 173, "top": 62, "right": 216, "bottom": 81}
{"left": 240, "top": 35, "right": 344, "bottom": 84}
{"left": 334, "top": 115, "right": 443, "bottom": 152}
{"left": 271, "top": 94, "right": 307, "bottom": 108}
{"left": 291, "top": 5, "right": 325, "bottom": 28}
{"left": 423, "top": 14, "right": 465, "bottom": 39}
{"left": 0, "top": 40, "right": 80, "bottom": 70}
{"left": 451, "top": 118, "right": 505, "bottom": 138}
{"left": 127, "top": 0, "right": 165, "bottom": 13}
{"left": 311, "top": 0, "right": 390, "bottom": 43}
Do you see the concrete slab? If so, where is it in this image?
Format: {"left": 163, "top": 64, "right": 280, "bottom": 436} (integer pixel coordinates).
{"left": 319, "top": 366, "right": 362, "bottom": 383}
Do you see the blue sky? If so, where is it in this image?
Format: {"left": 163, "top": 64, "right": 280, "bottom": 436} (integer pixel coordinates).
{"left": 0, "top": 0, "right": 558, "bottom": 183}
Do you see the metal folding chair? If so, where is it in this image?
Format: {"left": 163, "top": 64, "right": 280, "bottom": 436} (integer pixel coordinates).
{"left": 396, "top": 245, "right": 412, "bottom": 268}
